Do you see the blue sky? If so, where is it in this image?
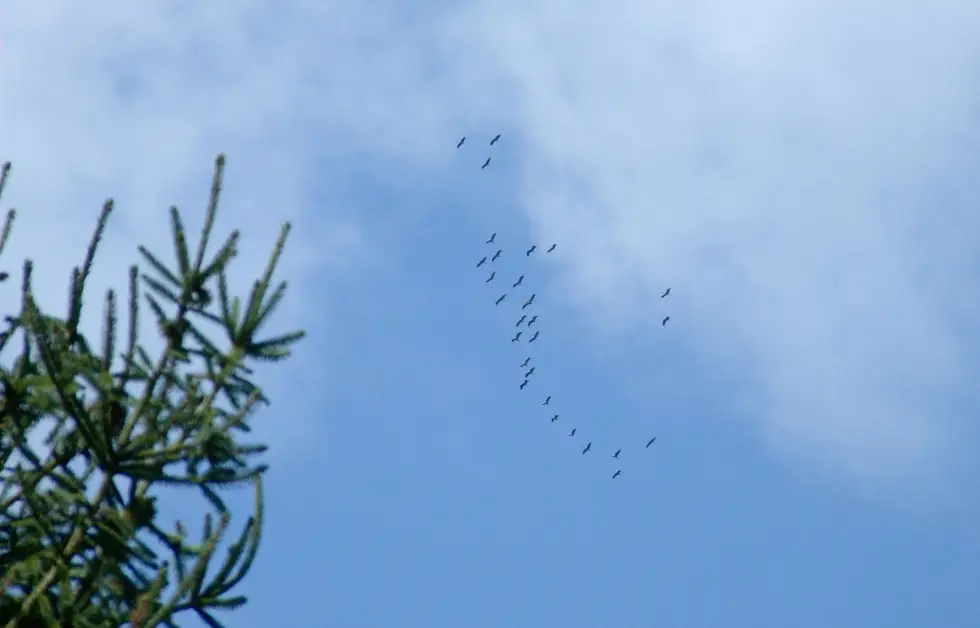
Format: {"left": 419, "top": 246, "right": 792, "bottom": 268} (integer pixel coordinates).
{"left": 3, "top": 1, "right": 980, "bottom": 626}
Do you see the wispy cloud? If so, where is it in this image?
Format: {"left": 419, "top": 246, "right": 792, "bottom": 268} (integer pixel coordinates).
{"left": 4, "top": 0, "right": 979, "bottom": 495}
{"left": 428, "top": 0, "right": 980, "bottom": 495}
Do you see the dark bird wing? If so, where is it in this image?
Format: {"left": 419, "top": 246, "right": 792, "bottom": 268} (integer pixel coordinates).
{"left": 457, "top": 137, "right": 465, "bottom": 148}
{"left": 482, "top": 157, "right": 491, "bottom": 169}
{"left": 662, "top": 316, "right": 669, "bottom": 326}
{"left": 490, "top": 134, "right": 501, "bottom": 145}
{"left": 487, "top": 233, "right": 496, "bottom": 243}
{"left": 612, "top": 470, "right": 621, "bottom": 479}
{"left": 582, "top": 442, "right": 592, "bottom": 454}
{"left": 569, "top": 428, "right": 576, "bottom": 436}
{"left": 477, "top": 257, "right": 487, "bottom": 267}
{"left": 646, "top": 437, "right": 656, "bottom": 447}
{"left": 661, "top": 288, "right": 670, "bottom": 298}
{"left": 547, "top": 244, "right": 556, "bottom": 252}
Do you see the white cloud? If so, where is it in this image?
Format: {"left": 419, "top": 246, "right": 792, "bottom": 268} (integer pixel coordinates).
{"left": 427, "top": 0, "right": 980, "bottom": 494}
{"left": 3, "top": 0, "right": 979, "bottom": 495}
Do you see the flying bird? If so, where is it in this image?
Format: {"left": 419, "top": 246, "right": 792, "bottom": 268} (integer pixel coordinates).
{"left": 662, "top": 316, "right": 670, "bottom": 326}
{"left": 569, "top": 428, "right": 576, "bottom": 436}
{"left": 582, "top": 442, "right": 592, "bottom": 454}
{"left": 521, "top": 357, "right": 532, "bottom": 368}
{"left": 495, "top": 294, "right": 507, "bottom": 305}
{"left": 520, "top": 379, "right": 529, "bottom": 390}
{"left": 612, "top": 470, "right": 621, "bottom": 479}
{"left": 525, "top": 245, "right": 536, "bottom": 256}
{"left": 522, "top": 294, "right": 536, "bottom": 309}
{"left": 528, "top": 331, "right": 540, "bottom": 343}
{"left": 542, "top": 396, "right": 551, "bottom": 406}
{"left": 492, "top": 249, "right": 502, "bottom": 262}
{"left": 486, "top": 272, "right": 495, "bottom": 283}
{"left": 646, "top": 437, "right": 657, "bottom": 448}
{"left": 481, "top": 157, "right": 491, "bottom": 169}
{"left": 516, "top": 315, "right": 527, "bottom": 327}
{"left": 486, "top": 233, "right": 496, "bottom": 244}
{"left": 525, "top": 367, "right": 535, "bottom": 378}
{"left": 490, "top": 134, "right": 501, "bottom": 145}
{"left": 661, "top": 287, "right": 671, "bottom": 298}
{"left": 512, "top": 274, "right": 524, "bottom": 288}
{"left": 547, "top": 244, "right": 557, "bottom": 253}
{"left": 613, "top": 449, "right": 621, "bottom": 459}
{"left": 511, "top": 332, "right": 522, "bottom": 343}
{"left": 456, "top": 137, "right": 465, "bottom": 148}
{"left": 550, "top": 414, "right": 559, "bottom": 423}
{"left": 527, "top": 315, "right": 538, "bottom": 326}
{"left": 477, "top": 256, "right": 487, "bottom": 268}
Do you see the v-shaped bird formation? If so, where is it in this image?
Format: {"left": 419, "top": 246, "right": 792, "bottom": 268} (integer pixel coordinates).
{"left": 461, "top": 132, "right": 673, "bottom": 479}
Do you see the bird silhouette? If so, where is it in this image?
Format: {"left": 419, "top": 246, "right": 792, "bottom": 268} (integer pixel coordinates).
{"left": 486, "top": 272, "right": 495, "bottom": 283}
{"left": 612, "top": 470, "right": 621, "bottom": 479}
{"left": 492, "top": 249, "right": 502, "bottom": 262}
{"left": 457, "top": 137, "right": 466, "bottom": 148}
{"left": 490, "top": 134, "right": 501, "bottom": 145}
{"left": 524, "top": 367, "right": 535, "bottom": 378}
{"left": 546, "top": 243, "right": 557, "bottom": 253}
{"left": 521, "top": 357, "right": 531, "bottom": 368}
{"left": 662, "top": 316, "right": 670, "bottom": 326}
{"left": 520, "top": 379, "right": 529, "bottom": 390}
{"left": 527, "top": 315, "right": 538, "bottom": 326}
{"left": 495, "top": 294, "right": 507, "bottom": 305}
{"left": 477, "top": 256, "right": 487, "bottom": 268}
{"left": 613, "top": 449, "right": 621, "bottom": 459}
{"left": 542, "top": 396, "right": 551, "bottom": 406}
{"left": 569, "top": 428, "right": 576, "bottom": 436}
{"left": 516, "top": 315, "right": 527, "bottom": 327}
{"left": 525, "top": 245, "right": 537, "bottom": 256}
{"left": 582, "top": 442, "right": 592, "bottom": 454}
{"left": 528, "top": 331, "right": 540, "bottom": 343}
{"left": 487, "top": 233, "right": 496, "bottom": 244}
{"left": 661, "top": 287, "right": 671, "bottom": 298}
{"left": 512, "top": 274, "right": 524, "bottom": 288}
{"left": 646, "top": 437, "right": 657, "bottom": 448}
{"left": 522, "top": 294, "right": 536, "bottom": 309}
{"left": 550, "top": 414, "right": 559, "bottom": 423}
{"left": 511, "top": 331, "right": 522, "bottom": 343}
{"left": 481, "top": 157, "right": 491, "bottom": 169}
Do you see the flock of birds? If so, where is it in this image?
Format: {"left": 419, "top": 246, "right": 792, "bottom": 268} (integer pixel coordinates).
{"left": 459, "top": 133, "right": 672, "bottom": 479}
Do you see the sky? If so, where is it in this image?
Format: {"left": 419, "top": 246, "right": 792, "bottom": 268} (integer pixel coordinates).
{"left": 2, "top": 1, "right": 980, "bottom": 626}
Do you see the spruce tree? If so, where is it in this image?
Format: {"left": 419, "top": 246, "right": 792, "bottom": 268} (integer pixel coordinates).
{"left": 0, "top": 155, "right": 304, "bottom": 627}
